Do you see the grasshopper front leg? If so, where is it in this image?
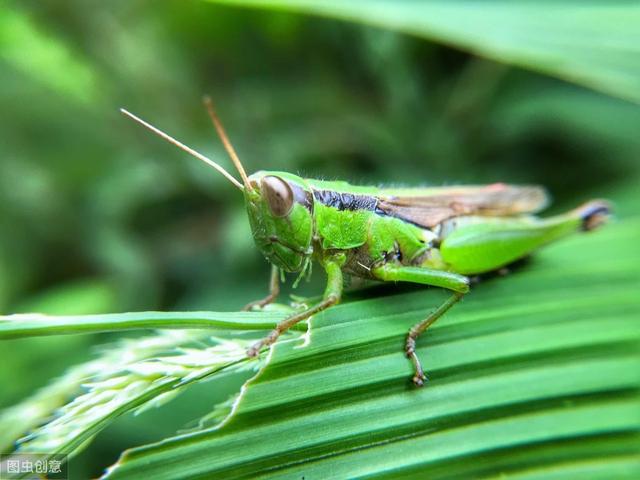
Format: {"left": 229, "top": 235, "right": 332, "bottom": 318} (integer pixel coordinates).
{"left": 246, "top": 257, "right": 344, "bottom": 357}
{"left": 242, "top": 265, "right": 281, "bottom": 311}
{"left": 373, "top": 265, "right": 470, "bottom": 387}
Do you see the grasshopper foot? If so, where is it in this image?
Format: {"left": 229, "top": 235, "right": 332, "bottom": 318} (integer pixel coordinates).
{"left": 242, "top": 294, "right": 277, "bottom": 312}
{"left": 408, "top": 352, "right": 428, "bottom": 387}
{"left": 247, "top": 331, "right": 279, "bottom": 358}
{"left": 246, "top": 344, "right": 261, "bottom": 358}
{"left": 406, "top": 337, "right": 428, "bottom": 388}
{"left": 412, "top": 371, "right": 427, "bottom": 387}
{"left": 242, "top": 299, "right": 266, "bottom": 312}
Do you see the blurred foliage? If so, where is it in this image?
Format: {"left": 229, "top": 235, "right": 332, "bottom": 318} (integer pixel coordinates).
{"left": 1, "top": 0, "right": 639, "bottom": 477}
{"left": 211, "top": 0, "right": 640, "bottom": 104}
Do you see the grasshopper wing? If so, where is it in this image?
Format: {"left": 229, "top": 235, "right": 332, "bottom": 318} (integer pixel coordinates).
{"left": 376, "top": 183, "right": 549, "bottom": 228}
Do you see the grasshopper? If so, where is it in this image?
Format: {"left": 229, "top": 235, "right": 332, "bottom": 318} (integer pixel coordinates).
{"left": 121, "top": 100, "right": 610, "bottom": 386}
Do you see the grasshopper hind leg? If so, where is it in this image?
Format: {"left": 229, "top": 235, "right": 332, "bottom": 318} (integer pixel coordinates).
{"left": 373, "top": 264, "right": 470, "bottom": 387}
{"left": 406, "top": 291, "right": 465, "bottom": 386}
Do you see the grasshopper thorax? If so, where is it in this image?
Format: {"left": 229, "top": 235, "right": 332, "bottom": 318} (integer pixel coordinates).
{"left": 245, "top": 171, "right": 315, "bottom": 272}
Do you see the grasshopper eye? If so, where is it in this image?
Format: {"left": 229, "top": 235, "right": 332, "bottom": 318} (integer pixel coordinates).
{"left": 262, "top": 176, "right": 294, "bottom": 217}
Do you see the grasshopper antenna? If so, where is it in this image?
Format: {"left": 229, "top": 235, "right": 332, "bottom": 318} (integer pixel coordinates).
{"left": 203, "top": 96, "right": 253, "bottom": 191}
{"left": 120, "top": 108, "right": 244, "bottom": 191}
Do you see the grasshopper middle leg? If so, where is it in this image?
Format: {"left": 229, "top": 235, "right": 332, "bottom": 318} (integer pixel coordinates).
{"left": 246, "top": 258, "right": 344, "bottom": 357}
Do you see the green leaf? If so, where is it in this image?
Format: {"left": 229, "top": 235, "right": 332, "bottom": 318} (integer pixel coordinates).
{"left": 0, "top": 6, "right": 101, "bottom": 105}
{"left": 0, "top": 311, "right": 304, "bottom": 340}
{"left": 207, "top": 0, "right": 640, "bottom": 104}
{"left": 103, "top": 218, "right": 640, "bottom": 479}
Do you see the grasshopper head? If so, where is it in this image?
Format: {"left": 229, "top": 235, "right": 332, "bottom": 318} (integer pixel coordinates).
{"left": 244, "top": 171, "right": 314, "bottom": 272}
{"left": 119, "top": 102, "right": 315, "bottom": 273}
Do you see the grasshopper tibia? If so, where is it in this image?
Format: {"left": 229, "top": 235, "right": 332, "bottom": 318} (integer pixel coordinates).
{"left": 406, "top": 291, "right": 465, "bottom": 387}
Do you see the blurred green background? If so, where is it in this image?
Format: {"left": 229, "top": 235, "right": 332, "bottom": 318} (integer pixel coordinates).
{"left": 1, "top": 0, "right": 639, "bottom": 477}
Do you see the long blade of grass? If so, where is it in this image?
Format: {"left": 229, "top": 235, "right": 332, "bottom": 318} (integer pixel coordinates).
{"left": 0, "top": 311, "right": 302, "bottom": 340}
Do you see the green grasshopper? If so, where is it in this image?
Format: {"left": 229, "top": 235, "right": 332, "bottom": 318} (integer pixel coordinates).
{"left": 121, "top": 101, "right": 610, "bottom": 386}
